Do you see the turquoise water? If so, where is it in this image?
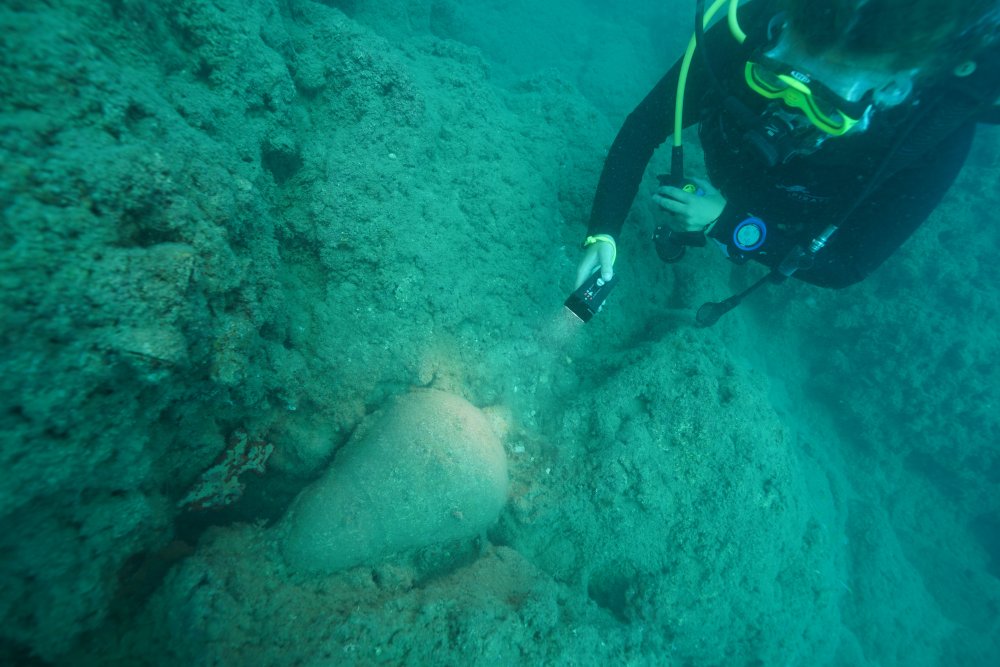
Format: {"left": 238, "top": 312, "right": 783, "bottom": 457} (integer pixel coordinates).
{"left": 1, "top": 1, "right": 998, "bottom": 665}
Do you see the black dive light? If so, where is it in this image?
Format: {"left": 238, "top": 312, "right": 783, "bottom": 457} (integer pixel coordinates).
{"left": 564, "top": 271, "right": 620, "bottom": 323}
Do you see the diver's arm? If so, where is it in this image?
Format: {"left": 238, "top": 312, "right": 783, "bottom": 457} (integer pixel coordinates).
{"left": 585, "top": 0, "right": 776, "bottom": 242}
{"left": 577, "top": 0, "right": 775, "bottom": 288}
{"left": 585, "top": 64, "right": 685, "bottom": 240}
{"left": 575, "top": 61, "right": 693, "bottom": 288}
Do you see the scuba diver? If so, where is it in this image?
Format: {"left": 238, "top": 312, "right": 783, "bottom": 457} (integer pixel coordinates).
{"left": 573, "top": 0, "right": 1000, "bottom": 325}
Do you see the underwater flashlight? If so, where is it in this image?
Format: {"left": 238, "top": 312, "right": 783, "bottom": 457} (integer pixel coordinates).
{"left": 564, "top": 271, "right": 619, "bottom": 323}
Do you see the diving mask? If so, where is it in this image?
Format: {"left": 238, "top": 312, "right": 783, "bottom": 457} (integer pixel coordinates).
{"left": 744, "top": 54, "right": 874, "bottom": 136}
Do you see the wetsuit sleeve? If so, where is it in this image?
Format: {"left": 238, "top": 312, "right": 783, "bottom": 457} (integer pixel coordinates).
{"left": 789, "top": 122, "right": 977, "bottom": 288}
{"left": 586, "top": 0, "right": 776, "bottom": 239}
{"left": 585, "top": 62, "right": 689, "bottom": 239}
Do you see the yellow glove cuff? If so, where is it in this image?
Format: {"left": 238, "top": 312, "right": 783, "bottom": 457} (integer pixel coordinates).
{"left": 584, "top": 234, "right": 617, "bottom": 265}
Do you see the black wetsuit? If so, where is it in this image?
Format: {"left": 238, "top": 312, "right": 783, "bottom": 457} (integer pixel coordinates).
{"left": 587, "top": 0, "right": 996, "bottom": 288}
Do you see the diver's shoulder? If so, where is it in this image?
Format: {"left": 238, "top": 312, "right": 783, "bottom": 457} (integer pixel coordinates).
{"left": 920, "top": 42, "right": 1000, "bottom": 109}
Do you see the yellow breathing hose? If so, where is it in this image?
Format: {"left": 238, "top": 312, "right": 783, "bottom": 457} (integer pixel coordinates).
{"left": 673, "top": 0, "right": 747, "bottom": 147}
{"left": 728, "top": 0, "right": 748, "bottom": 43}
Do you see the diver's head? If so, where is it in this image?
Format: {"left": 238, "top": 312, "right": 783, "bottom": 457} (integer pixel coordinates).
{"left": 778, "top": 0, "right": 1000, "bottom": 75}
{"left": 757, "top": 0, "right": 1000, "bottom": 128}
{"left": 747, "top": 24, "right": 918, "bottom": 138}
{"left": 739, "top": 0, "right": 998, "bottom": 163}
{"left": 741, "top": 25, "right": 913, "bottom": 162}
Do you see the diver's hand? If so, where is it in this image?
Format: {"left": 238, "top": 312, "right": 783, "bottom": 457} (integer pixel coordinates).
{"left": 653, "top": 179, "right": 726, "bottom": 233}
{"left": 574, "top": 238, "right": 615, "bottom": 289}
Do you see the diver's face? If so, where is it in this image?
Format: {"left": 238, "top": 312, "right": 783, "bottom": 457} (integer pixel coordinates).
{"left": 766, "top": 29, "right": 918, "bottom": 108}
